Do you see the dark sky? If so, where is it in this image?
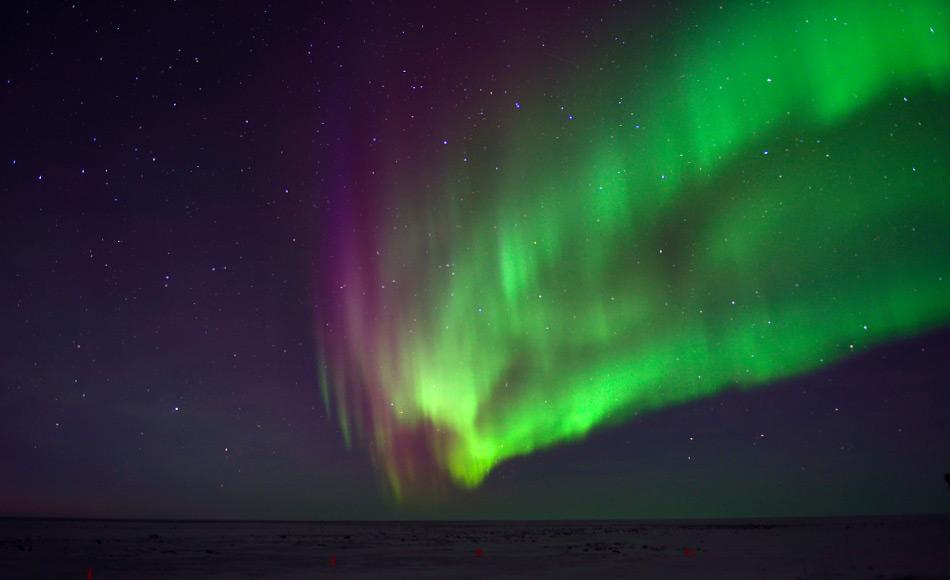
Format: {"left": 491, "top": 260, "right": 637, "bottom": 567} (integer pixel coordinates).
{"left": 2, "top": 1, "right": 948, "bottom": 520}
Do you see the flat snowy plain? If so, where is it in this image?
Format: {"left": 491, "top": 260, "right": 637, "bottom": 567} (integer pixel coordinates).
{"left": 2, "top": 516, "right": 948, "bottom": 578}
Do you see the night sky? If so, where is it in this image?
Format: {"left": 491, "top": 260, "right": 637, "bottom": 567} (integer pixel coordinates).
{"left": 2, "top": 1, "right": 949, "bottom": 520}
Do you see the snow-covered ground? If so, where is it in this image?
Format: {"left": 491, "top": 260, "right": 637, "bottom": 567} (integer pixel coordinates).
{"left": 2, "top": 516, "right": 948, "bottom": 578}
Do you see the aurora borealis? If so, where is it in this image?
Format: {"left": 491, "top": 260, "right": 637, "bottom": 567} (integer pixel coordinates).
{"left": 4, "top": 0, "right": 950, "bottom": 522}
{"left": 316, "top": 0, "right": 950, "bottom": 496}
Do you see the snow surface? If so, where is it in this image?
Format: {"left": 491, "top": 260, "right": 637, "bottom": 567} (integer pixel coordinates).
{"left": 2, "top": 516, "right": 948, "bottom": 578}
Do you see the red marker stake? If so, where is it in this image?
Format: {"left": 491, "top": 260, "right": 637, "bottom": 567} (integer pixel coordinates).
{"left": 474, "top": 547, "right": 484, "bottom": 558}
{"left": 329, "top": 554, "right": 337, "bottom": 567}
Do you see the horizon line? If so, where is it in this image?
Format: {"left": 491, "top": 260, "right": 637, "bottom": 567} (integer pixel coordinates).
{"left": 3, "top": 512, "right": 949, "bottom": 525}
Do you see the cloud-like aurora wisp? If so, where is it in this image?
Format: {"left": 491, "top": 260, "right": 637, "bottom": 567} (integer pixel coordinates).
{"left": 315, "top": 0, "right": 950, "bottom": 497}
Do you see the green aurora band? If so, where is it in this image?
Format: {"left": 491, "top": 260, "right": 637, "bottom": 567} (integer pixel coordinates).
{"left": 318, "top": 0, "right": 950, "bottom": 497}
